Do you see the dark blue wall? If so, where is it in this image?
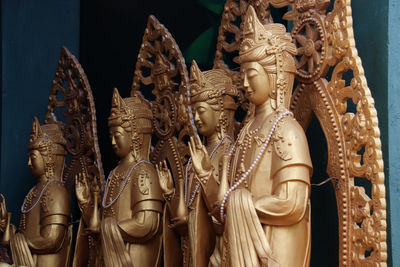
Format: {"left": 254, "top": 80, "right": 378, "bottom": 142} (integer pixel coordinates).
{"left": 0, "top": 0, "right": 80, "bottom": 225}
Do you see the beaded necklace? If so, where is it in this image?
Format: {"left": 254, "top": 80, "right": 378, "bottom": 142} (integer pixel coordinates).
{"left": 220, "top": 111, "right": 292, "bottom": 222}
{"left": 102, "top": 159, "right": 152, "bottom": 209}
{"left": 185, "top": 135, "right": 233, "bottom": 207}
{"left": 21, "top": 179, "right": 62, "bottom": 214}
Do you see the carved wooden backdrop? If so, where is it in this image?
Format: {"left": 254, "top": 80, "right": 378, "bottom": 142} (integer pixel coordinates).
{"left": 131, "top": 15, "right": 197, "bottom": 266}
{"left": 131, "top": 14, "right": 196, "bottom": 191}
{"left": 45, "top": 47, "right": 105, "bottom": 194}
{"left": 213, "top": 0, "right": 387, "bottom": 266}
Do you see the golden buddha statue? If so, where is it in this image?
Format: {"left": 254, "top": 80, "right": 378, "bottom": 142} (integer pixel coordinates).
{"left": 157, "top": 60, "right": 237, "bottom": 266}
{"left": 76, "top": 88, "right": 164, "bottom": 267}
{"left": 0, "top": 117, "right": 72, "bottom": 267}
{"left": 189, "top": 6, "right": 312, "bottom": 267}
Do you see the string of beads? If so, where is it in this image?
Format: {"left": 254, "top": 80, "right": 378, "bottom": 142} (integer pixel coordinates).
{"left": 220, "top": 111, "right": 293, "bottom": 222}
{"left": 21, "top": 179, "right": 62, "bottom": 214}
{"left": 102, "top": 160, "right": 152, "bottom": 208}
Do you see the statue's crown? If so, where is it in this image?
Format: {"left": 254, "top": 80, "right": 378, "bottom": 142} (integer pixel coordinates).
{"left": 108, "top": 88, "right": 153, "bottom": 133}
{"left": 239, "top": 6, "right": 297, "bottom": 62}
{"left": 27, "top": 117, "right": 66, "bottom": 153}
{"left": 190, "top": 60, "right": 236, "bottom": 99}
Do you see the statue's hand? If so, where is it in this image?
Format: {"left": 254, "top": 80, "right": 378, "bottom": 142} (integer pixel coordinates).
{"left": 156, "top": 160, "right": 175, "bottom": 196}
{"left": 75, "top": 172, "right": 91, "bottom": 208}
{"left": 189, "top": 135, "right": 212, "bottom": 180}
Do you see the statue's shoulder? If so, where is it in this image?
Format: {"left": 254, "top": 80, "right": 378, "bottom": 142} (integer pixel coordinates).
{"left": 271, "top": 113, "right": 308, "bottom": 160}
{"left": 131, "top": 162, "right": 163, "bottom": 203}
{"left": 270, "top": 112, "right": 312, "bottom": 179}
{"left": 40, "top": 181, "right": 70, "bottom": 216}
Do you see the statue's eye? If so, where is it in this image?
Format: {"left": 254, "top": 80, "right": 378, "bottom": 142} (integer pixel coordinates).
{"left": 247, "top": 69, "right": 258, "bottom": 78}
{"left": 197, "top": 107, "right": 206, "bottom": 113}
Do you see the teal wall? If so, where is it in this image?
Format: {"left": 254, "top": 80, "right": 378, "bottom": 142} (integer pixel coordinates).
{"left": 388, "top": 0, "right": 400, "bottom": 264}
{"left": 0, "top": 0, "right": 80, "bottom": 225}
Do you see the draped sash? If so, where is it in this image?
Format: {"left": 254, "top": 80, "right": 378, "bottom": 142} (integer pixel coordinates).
{"left": 224, "top": 189, "right": 279, "bottom": 267}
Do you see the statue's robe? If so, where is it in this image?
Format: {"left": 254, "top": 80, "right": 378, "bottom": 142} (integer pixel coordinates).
{"left": 201, "top": 109, "right": 312, "bottom": 267}
{"left": 11, "top": 181, "right": 71, "bottom": 267}
{"left": 101, "top": 162, "right": 163, "bottom": 267}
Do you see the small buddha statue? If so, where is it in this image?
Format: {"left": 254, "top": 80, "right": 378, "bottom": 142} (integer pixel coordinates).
{"left": 76, "top": 88, "right": 164, "bottom": 267}
{"left": 0, "top": 117, "right": 72, "bottom": 267}
{"left": 189, "top": 6, "right": 313, "bottom": 267}
{"left": 157, "top": 60, "right": 237, "bottom": 267}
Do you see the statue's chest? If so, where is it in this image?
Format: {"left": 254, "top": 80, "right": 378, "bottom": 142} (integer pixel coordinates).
{"left": 20, "top": 192, "right": 43, "bottom": 237}
{"left": 230, "top": 123, "right": 274, "bottom": 196}
{"left": 103, "top": 171, "right": 133, "bottom": 219}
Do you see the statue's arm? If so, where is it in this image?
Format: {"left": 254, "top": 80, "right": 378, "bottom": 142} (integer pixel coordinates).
{"left": 28, "top": 183, "right": 70, "bottom": 253}
{"left": 79, "top": 201, "right": 93, "bottom": 227}
{"left": 197, "top": 170, "right": 220, "bottom": 213}
{"left": 118, "top": 206, "right": 161, "bottom": 242}
{"left": 28, "top": 216, "right": 68, "bottom": 253}
{"left": 118, "top": 167, "right": 163, "bottom": 242}
{"left": 253, "top": 165, "right": 310, "bottom": 226}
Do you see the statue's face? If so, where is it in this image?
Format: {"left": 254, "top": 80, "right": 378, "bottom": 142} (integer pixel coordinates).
{"left": 192, "top": 101, "right": 218, "bottom": 137}
{"left": 28, "top": 149, "right": 45, "bottom": 177}
{"left": 110, "top": 126, "right": 132, "bottom": 158}
{"left": 242, "top": 62, "right": 272, "bottom": 105}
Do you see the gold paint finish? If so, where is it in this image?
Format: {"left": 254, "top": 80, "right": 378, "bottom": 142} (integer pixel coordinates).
{"left": 1, "top": 118, "right": 71, "bottom": 267}
{"left": 190, "top": 6, "right": 311, "bottom": 267}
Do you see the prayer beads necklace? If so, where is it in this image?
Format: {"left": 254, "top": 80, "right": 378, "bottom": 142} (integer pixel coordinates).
{"left": 21, "top": 179, "right": 62, "bottom": 214}
{"left": 102, "top": 160, "right": 152, "bottom": 209}
{"left": 220, "top": 111, "right": 292, "bottom": 222}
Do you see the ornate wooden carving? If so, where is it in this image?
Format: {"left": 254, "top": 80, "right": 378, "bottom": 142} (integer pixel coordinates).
{"left": 45, "top": 47, "right": 105, "bottom": 194}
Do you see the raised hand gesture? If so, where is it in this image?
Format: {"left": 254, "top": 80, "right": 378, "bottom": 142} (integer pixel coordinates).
{"left": 75, "top": 172, "right": 91, "bottom": 208}
{"left": 156, "top": 160, "right": 175, "bottom": 196}
{"left": 188, "top": 135, "right": 212, "bottom": 179}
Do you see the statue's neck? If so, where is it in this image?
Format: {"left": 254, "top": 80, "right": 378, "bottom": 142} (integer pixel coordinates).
{"left": 255, "top": 99, "right": 274, "bottom": 119}
{"left": 206, "top": 132, "right": 221, "bottom": 151}
{"left": 119, "top": 152, "right": 149, "bottom": 166}
{"left": 37, "top": 174, "right": 60, "bottom": 186}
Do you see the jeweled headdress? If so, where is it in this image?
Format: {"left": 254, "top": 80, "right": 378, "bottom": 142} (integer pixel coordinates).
{"left": 28, "top": 117, "right": 66, "bottom": 153}
{"left": 108, "top": 88, "right": 153, "bottom": 134}
{"left": 190, "top": 60, "right": 237, "bottom": 110}
{"left": 28, "top": 117, "right": 67, "bottom": 177}
{"left": 238, "top": 6, "right": 297, "bottom": 71}
{"left": 239, "top": 6, "right": 297, "bottom": 108}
